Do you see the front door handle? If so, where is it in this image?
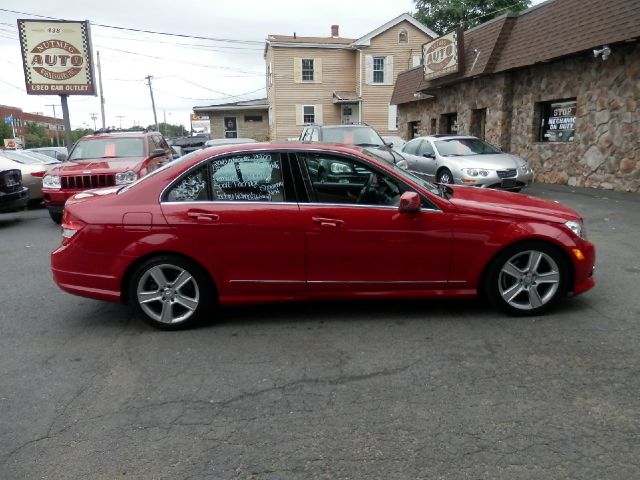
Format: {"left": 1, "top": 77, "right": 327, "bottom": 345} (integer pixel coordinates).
{"left": 187, "top": 211, "right": 219, "bottom": 221}
{"left": 312, "top": 216, "right": 344, "bottom": 228}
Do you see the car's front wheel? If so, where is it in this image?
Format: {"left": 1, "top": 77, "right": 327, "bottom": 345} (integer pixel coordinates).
{"left": 129, "top": 255, "right": 214, "bottom": 329}
{"left": 48, "top": 210, "right": 62, "bottom": 224}
{"left": 437, "top": 168, "right": 454, "bottom": 184}
{"left": 486, "top": 242, "right": 568, "bottom": 316}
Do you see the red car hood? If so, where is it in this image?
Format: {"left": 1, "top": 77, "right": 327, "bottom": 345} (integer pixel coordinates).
{"left": 447, "top": 185, "right": 582, "bottom": 223}
{"left": 48, "top": 157, "right": 145, "bottom": 175}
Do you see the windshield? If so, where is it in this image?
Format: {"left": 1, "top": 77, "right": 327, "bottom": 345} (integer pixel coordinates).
{"left": 363, "top": 148, "right": 441, "bottom": 196}
{"left": 322, "top": 127, "right": 385, "bottom": 147}
{"left": 0, "top": 150, "right": 55, "bottom": 165}
{"left": 69, "top": 138, "right": 145, "bottom": 160}
{"left": 435, "top": 138, "right": 501, "bottom": 157}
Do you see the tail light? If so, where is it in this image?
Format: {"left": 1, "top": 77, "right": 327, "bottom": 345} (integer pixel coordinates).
{"left": 30, "top": 171, "right": 46, "bottom": 178}
{"left": 60, "top": 217, "right": 85, "bottom": 244}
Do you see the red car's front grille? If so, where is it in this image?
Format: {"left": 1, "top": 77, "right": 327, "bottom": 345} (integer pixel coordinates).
{"left": 61, "top": 174, "right": 116, "bottom": 190}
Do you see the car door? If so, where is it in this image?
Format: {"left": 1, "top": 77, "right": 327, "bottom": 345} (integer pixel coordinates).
{"left": 414, "top": 140, "right": 438, "bottom": 180}
{"left": 296, "top": 151, "right": 452, "bottom": 292}
{"left": 402, "top": 139, "right": 423, "bottom": 172}
{"left": 160, "top": 151, "right": 305, "bottom": 295}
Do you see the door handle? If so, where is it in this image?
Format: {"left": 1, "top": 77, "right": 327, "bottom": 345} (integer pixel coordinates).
{"left": 187, "top": 211, "right": 219, "bottom": 221}
{"left": 312, "top": 216, "right": 344, "bottom": 227}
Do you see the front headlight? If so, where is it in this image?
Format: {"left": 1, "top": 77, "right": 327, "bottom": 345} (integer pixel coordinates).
{"left": 519, "top": 163, "right": 533, "bottom": 174}
{"left": 565, "top": 220, "right": 586, "bottom": 239}
{"left": 461, "top": 168, "right": 489, "bottom": 177}
{"left": 43, "top": 175, "right": 61, "bottom": 189}
{"left": 115, "top": 171, "right": 137, "bottom": 185}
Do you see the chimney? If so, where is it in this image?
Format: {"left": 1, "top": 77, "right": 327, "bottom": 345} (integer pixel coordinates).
{"left": 331, "top": 25, "right": 339, "bottom": 38}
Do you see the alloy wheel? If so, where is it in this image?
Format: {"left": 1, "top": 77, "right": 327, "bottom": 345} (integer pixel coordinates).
{"left": 498, "top": 250, "right": 561, "bottom": 311}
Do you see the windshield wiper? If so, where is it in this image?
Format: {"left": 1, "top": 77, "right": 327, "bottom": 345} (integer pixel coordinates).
{"left": 356, "top": 143, "right": 383, "bottom": 147}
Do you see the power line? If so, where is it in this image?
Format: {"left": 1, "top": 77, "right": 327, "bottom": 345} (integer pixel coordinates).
{"left": 0, "top": 7, "right": 264, "bottom": 45}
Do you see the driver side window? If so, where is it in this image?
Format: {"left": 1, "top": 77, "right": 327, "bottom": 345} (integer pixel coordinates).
{"left": 299, "top": 153, "right": 404, "bottom": 207}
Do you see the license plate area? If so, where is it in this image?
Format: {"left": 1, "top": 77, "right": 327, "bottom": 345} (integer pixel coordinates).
{"left": 501, "top": 178, "right": 516, "bottom": 188}
{"left": 5, "top": 176, "right": 18, "bottom": 187}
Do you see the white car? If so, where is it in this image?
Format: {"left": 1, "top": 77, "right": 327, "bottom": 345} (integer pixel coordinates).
{"left": 0, "top": 150, "right": 60, "bottom": 201}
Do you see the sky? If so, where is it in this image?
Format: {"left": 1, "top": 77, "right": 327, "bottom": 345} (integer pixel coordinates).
{"left": 0, "top": 0, "right": 544, "bottom": 131}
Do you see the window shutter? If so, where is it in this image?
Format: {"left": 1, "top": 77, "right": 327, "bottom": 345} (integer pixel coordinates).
{"left": 314, "top": 58, "right": 322, "bottom": 84}
{"left": 365, "top": 55, "right": 373, "bottom": 85}
{"left": 412, "top": 55, "right": 422, "bottom": 68}
{"left": 294, "top": 58, "right": 302, "bottom": 83}
{"left": 295, "top": 104, "right": 303, "bottom": 125}
{"left": 388, "top": 104, "right": 398, "bottom": 131}
{"left": 315, "top": 104, "right": 323, "bottom": 125}
{"left": 384, "top": 56, "right": 394, "bottom": 85}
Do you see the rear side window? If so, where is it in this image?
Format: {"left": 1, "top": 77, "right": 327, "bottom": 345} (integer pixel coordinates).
{"left": 403, "top": 139, "right": 422, "bottom": 155}
{"left": 211, "top": 153, "right": 284, "bottom": 202}
{"left": 165, "top": 166, "right": 208, "bottom": 202}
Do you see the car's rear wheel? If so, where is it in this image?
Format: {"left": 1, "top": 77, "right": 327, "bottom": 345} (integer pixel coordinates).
{"left": 129, "top": 255, "right": 214, "bottom": 330}
{"left": 48, "top": 210, "right": 62, "bottom": 224}
{"left": 437, "top": 168, "right": 454, "bottom": 184}
{"left": 485, "top": 242, "right": 568, "bottom": 316}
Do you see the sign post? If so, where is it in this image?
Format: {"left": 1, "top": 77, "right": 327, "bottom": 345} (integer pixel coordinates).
{"left": 17, "top": 19, "right": 96, "bottom": 149}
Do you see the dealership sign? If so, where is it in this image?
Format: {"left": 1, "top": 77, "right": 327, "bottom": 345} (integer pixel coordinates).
{"left": 422, "top": 29, "right": 464, "bottom": 81}
{"left": 17, "top": 20, "right": 96, "bottom": 95}
{"left": 191, "top": 114, "right": 211, "bottom": 135}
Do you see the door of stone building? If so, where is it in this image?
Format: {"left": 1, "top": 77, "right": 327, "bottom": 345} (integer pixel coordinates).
{"left": 471, "top": 108, "right": 487, "bottom": 139}
{"left": 224, "top": 117, "right": 237, "bottom": 138}
{"left": 408, "top": 121, "right": 421, "bottom": 138}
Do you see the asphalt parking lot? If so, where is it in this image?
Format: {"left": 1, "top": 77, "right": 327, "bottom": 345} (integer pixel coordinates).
{"left": 1, "top": 183, "right": 639, "bottom": 479}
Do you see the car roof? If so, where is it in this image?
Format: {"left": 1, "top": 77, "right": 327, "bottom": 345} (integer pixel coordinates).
{"left": 80, "top": 131, "right": 158, "bottom": 141}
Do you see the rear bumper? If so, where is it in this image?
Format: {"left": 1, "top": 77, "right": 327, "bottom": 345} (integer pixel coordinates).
{"left": 51, "top": 242, "right": 123, "bottom": 303}
{"left": 0, "top": 187, "right": 29, "bottom": 213}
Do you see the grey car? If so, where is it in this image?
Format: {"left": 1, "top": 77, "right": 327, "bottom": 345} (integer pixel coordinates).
{"left": 401, "top": 135, "right": 534, "bottom": 191}
{"left": 0, "top": 150, "right": 60, "bottom": 201}
{"left": 299, "top": 124, "right": 408, "bottom": 169}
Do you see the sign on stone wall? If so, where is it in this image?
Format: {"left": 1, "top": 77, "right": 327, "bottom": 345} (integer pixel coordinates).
{"left": 422, "top": 28, "right": 464, "bottom": 81}
{"left": 17, "top": 20, "right": 96, "bottom": 95}
{"left": 540, "top": 99, "right": 576, "bottom": 142}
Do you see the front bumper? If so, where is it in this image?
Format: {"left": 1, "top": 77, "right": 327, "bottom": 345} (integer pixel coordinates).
{"left": 456, "top": 171, "right": 534, "bottom": 191}
{"left": 0, "top": 187, "right": 29, "bottom": 213}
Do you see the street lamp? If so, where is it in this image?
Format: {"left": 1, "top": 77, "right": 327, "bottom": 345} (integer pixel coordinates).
{"left": 90, "top": 113, "right": 98, "bottom": 131}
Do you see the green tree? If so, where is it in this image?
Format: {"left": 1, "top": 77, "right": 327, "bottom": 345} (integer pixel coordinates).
{"left": 72, "top": 128, "right": 94, "bottom": 143}
{"left": 414, "top": 0, "right": 531, "bottom": 36}
{"left": 24, "top": 122, "right": 50, "bottom": 148}
{"left": 148, "top": 123, "right": 188, "bottom": 138}
{"left": 0, "top": 121, "right": 13, "bottom": 140}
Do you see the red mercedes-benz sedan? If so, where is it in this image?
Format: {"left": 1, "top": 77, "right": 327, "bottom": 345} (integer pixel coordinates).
{"left": 51, "top": 143, "right": 595, "bottom": 329}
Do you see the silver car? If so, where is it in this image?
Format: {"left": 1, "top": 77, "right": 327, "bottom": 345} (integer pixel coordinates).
{"left": 401, "top": 135, "right": 534, "bottom": 191}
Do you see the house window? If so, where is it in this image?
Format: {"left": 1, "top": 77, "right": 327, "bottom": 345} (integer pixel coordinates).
{"left": 244, "top": 115, "right": 263, "bottom": 123}
{"left": 539, "top": 98, "right": 576, "bottom": 142}
{"left": 302, "top": 59, "right": 314, "bottom": 81}
{"left": 398, "top": 29, "right": 408, "bottom": 44}
{"left": 373, "top": 57, "right": 385, "bottom": 84}
{"left": 303, "top": 105, "right": 315, "bottom": 124}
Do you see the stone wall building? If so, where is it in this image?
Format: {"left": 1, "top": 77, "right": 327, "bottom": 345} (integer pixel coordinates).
{"left": 391, "top": 0, "right": 640, "bottom": 192}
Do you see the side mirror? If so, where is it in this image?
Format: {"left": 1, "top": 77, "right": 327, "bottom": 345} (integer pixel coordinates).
{"left": 385, "top": 141, "right": 394, "bottom": 148}
{"left": 150, "top": 148, "right": 165, "bottom": 159}
{"left": 398, "top": 191, "right": 421, "bottom": 213}
{"left": 57, "top": 153, "right": 68, "bottom": 161}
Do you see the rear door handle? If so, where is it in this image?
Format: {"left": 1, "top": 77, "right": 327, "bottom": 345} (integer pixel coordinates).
{"left": 187, "top": 211, "right": 219, "bottom": 221}
{"left": 312, "top": 216, "right": 344, "bottom": 227}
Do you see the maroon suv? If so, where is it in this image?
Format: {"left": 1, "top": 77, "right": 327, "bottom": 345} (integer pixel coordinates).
{"left": 42, "top": 130, "right": 173, "bottom": 223}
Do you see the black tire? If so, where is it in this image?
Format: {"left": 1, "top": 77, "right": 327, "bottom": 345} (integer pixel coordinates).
{"left": 49, "top": 210, "right": 62, "bottom": 224}
{"left": 485, "top": 241, "right": 568, "bottom": 316}
{"left": 437, "top": 168, "right": 454, "bottom": 184}
{"left": 128, "top": 255, "right": 215, "bottom": 330}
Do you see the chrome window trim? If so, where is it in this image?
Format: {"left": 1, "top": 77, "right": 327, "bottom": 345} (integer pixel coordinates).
{"left": 160, "top": 200, "right": 442, "bottom": 213}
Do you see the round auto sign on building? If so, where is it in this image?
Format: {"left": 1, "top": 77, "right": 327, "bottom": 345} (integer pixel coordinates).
{"left": 17, "top": 19, "right": 96, "bottom": 148}
{"left": 422, "top": 28, "right": 464, "bottom": 81}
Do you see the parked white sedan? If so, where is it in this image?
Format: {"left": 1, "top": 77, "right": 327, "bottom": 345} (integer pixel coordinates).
{"left": 401, "top": 135, "right": 534, "bottom": 191}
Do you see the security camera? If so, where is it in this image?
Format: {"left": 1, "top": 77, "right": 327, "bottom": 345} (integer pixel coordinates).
{"left": 593, "top": 45, "right": 611, "bottom": 61}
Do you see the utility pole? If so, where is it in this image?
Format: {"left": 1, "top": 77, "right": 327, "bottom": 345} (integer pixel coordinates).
{"left": 60, "top": 95, "right": 73, "bottom": 151}
{"left": 116, "top": 116, "right": 125, "bottom": 130}
{"left": 90, "top": 113, "right": 98, "bottom": 130}
{"left": 145, "top": 75, "right": 159, "bottom": 132}
{"left": 97, "top": 51, "right": 106, "bottom": 129}
{"left": 45, "top": 103, "right": 60, "bottom": 146}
